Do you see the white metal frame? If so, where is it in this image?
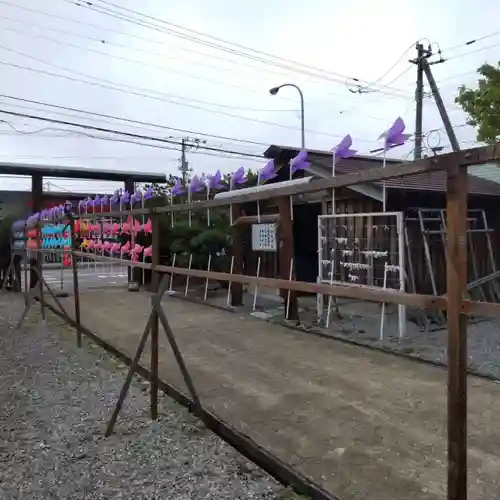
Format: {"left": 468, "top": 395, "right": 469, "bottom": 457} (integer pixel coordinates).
{"left": 317, "top": 211, "right": 406, "bottom": 340}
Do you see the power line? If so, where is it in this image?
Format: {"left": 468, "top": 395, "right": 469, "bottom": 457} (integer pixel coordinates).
{"left": 0, "top": 154, "right": 179, "bottom": 161}
{"left": 350, "top": 43, "right": 417, "bottom": 93}
{"left": 0, "top": 42, "right": 297, "bottom": 114}
{"left": 444, "top": 41, "right": 500, "bottom": 61}
{"left": 0, "top": 19, "right": 411, "bottom": 117}
{"left": 0, "top": 58, "right": 378, "bottom": 142}
{"left": 0, "top": 93, "right": 275, "bottom": 148}
{"left": 0, "top": 0, "right": 300, "bottom": 86}
{"left": 0, "top": 108, "right": 270, "bottom": 158}
{"left": 340, "top": 66, "right": 414, "bottom": 115}
{"left": 0, "top": 0, "right": 370, "bottom": 98}
{"left": 62, "top": 0, "right": 412, "bottom": 96}
{"left": 441, "top": 29, "right": 500, "bottom": 53}
{"left": 0, "top": 123, "right": 268, "bottom": 163}
{"left": 0, "top": 16, "right": 303, "bottom": 105}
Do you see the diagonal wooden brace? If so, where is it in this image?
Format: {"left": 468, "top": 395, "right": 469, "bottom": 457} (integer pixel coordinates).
{"left": 152, "top": 293, "right": 201, "bottom": 412}
{"left": 105, "top": 274, "right": 171, "bottom": 436}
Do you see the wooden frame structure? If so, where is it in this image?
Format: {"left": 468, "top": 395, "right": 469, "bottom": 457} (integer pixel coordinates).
{"left": 10, "top": 143, "right": 500, "bottom": 500}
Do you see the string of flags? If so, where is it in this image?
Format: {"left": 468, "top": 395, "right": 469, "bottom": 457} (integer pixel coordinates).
{"left": 16, "top": 116, "right": 410, "bottom": 234}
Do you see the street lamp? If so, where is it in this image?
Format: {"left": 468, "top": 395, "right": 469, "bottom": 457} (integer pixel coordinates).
{"left": 269, "top": 83, "right": 305, "bottom": 150}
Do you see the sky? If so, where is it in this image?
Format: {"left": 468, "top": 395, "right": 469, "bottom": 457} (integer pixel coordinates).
{"left": 0, "top": 0, "right": 498, "bottom": 193}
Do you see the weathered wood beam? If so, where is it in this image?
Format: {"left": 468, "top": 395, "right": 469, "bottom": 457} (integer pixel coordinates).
{"left": 154, "top": 143, "right": 500, "bottom": 214}
{"left": 446, "top": 164, "right": 468, "bottom": 500}
{"left": 72, "top": 251, "right": 500, "bottom": 319}
{"left": 233, "top": 214, "right": 279, "bottom": 225}
{"left": 73, "top": 143, "right": 500, "bottom": 220}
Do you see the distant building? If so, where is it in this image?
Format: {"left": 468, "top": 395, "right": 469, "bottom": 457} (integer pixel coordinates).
{"left": 0, "top": 190, "right": 95, "bottom": 220}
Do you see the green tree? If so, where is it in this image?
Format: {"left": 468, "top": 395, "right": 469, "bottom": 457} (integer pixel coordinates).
{"left": 455, "top": 62, "right": 500, "bottom": 144}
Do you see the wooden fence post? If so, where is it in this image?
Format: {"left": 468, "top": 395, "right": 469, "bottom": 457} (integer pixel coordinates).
{"left": 276, "top": 196, "right": 298, "bottom": 321}
{"left": 446, "top": 163, "right": 468, "bottom": 500}
{"left": 230, "top": 203, "right": 244, "bottom": 306}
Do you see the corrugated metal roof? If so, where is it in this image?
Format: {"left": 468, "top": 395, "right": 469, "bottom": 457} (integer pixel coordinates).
{"left": 265, "top": 145, "right": 500, "bottom": 197}
{"left": 468, "top": 163, "right": 500, "bottom": 184}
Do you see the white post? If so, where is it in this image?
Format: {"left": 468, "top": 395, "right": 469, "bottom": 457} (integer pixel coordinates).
{"left": 317, "top": 217, "right": 324, "bottom": 324}
{"left": 206, "top": 184, "right": 211, "bottom": 227}
{"left": 252, "top": 256, "right": 261, "bottom": 312}
{"left": 226, "top": 255, "right": 235, "bottom": 308}
{"left": 379, "top": 262, "right": 388, "bottom": 342}
{"left": 285, "top": 257, "right": 294, "bottom": 320}
{"left": 229, "top": 176, "right": 234, "bottom": 226}
{"left": 382, "top": 149, "right": 387, "bottom": 212}
{"left": 332, "top": 151, "right": 336, "bottom": 215}
{"left": 60, "top": 229, "right": 64, "bottom": 290}
{"left": 170, "top": 193, "right": 175, "bottom": 228}
{"left": 119, "top": 195, "right": 123, "bottom": 275}
{"left": 325, "top": 258, "right": 335, "bottom": 328}
{"left": 141, "top": 192, "right": 145, "bottom": 286}
{"left": 397, "top": 213, "right": 406, "bottom": 340}
{"left": 257, "top": 171, "right": 261, "bottom": 223}
{"left": 169, "top": 253, "right": 176, "bottom": 292}
{"left": 204, "top": 253, "right": 212, "bottom": 301}
{"left": 93, "top": 201, "right": 97, "bottom": 274}
{"left": 109, "top": 198, "right": 112, "bottom": 275}
{"left": 184, "top": 253, "right": 193, "bottom": 296}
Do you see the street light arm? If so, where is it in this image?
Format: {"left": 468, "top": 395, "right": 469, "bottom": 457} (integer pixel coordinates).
{"left": 268, "top": 83, "right": 305, "bottom": 150}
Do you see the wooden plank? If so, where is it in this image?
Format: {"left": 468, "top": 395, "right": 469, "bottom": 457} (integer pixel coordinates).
{"left": 62, "top": 144, "right": 500, "bottom": 223}
{"left": 153, "top": 144, "right": 500, "bottom": 214}
{"left": 276, "top": 196, "right": 298, "bottom": 320}
{"left": 234, "top": 214, "right": 279, "bottom": 225}
{"left": 231, "top": 203, "right": 244, "bottom": 306}
{"left": 150, "top": 214, "right": 160, "bottom": 420}
{"left": 446, "top": 165, "right": 468, "bottom": 500}
{"left": 72, "top": 250, "right": 500, "bottom": 318}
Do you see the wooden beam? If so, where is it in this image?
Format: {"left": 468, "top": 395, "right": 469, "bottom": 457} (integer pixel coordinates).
{"left": 64, "top": 143, "right": 500, "bottom": 223}
{"left": 150, "top": 214, "right": 160, "bottom": 420}
{"left": 72, "top": 251, "right": 500, "bottom": 319}
{"left": 154, "top": 143, "right": 500, "bottom": 214}
{"left": 124, "top": 177, "right": 137, "bottom": 285}
{"left": 30, "top": 174, "right": 43, "bottom": 291}
{"left": 276, "top": 196, "right": 298, "bottom": 321}
{"left": 446, "top": 164, "right": 468, "bottom": 500}
{"left": 230, "top": 204, "right": 244, "bottom": 306}
{"left": 233, "top": 214, "right": 279, "bottom": 225}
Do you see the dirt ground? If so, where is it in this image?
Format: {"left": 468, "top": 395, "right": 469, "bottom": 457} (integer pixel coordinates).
{"left": 46, "top": 288, "right": 500, "bottom": 500}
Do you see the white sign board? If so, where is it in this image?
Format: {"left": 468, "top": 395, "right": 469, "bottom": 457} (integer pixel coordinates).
{"left": 251, "top": 223, "right": 277, "bottom": 252}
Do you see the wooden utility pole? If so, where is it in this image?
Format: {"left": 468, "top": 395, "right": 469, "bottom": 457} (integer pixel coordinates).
{"left": 413, "top": 43, "right": 426, "bottom": 160}
{"left": 180, "top": 138, "right": 189, "bottom": 184}
{"left": 418, "top": 50, "right": 468, "bottom": 500}
{"left": 422, "top": 58, "right": 461, "bottom": 152}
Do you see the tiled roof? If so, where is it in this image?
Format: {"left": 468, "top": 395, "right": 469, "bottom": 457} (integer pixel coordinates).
{"left": 264, "top": 145, "right": 500, "bottom": 197}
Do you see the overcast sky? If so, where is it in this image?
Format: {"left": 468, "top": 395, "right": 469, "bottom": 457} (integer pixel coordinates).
{"left": 0, "top": 0, "right": 498, "bottom": 193}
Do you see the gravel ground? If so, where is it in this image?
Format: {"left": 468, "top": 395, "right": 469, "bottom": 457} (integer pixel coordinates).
{"left": 287, "top": 305, "right": 500, "bottom": 380}
{"left": 0, "top": 294, "right": 289, "bottom": 500}
{"left": 180, "top": 284, "right": 500, "bottom": 381}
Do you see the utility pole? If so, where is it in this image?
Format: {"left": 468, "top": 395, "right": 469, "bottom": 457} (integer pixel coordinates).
{"left": 414, "top": 42, "right": 466, "bottom": 500}
{"left": 179, "top": 137, "right": 206, "bottom": 183}
{"left": 411, "top": 42, "right": 460, "bottom": 154}
{"left": 180, "top": 138, "right": 189, "bottom": 184}
{"left": 422, "top": 58, "right": 461, "bottom": 152}
{"left": 413, "top": 43, "right": 425, "bottom": 160}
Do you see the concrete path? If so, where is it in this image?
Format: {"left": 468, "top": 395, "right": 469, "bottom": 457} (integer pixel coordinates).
{"left": 51, "top": 288, "right": 500, "bottom": 500}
